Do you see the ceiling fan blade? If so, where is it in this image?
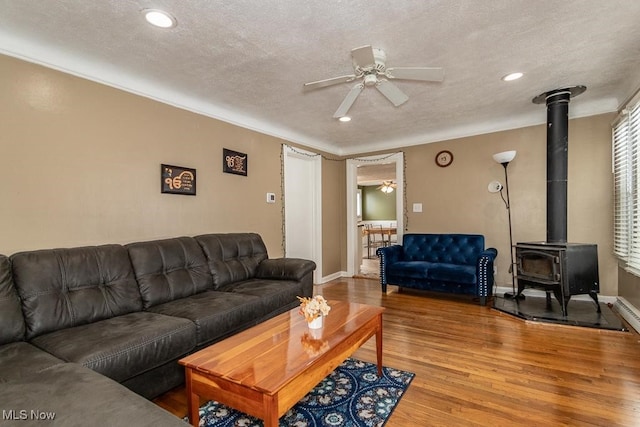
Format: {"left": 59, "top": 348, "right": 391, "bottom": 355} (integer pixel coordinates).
{"left": 385, "top": 67, "right": 445, "bottom": 82}
{"left": 303, "top": 74, "right": 357, "bottom": 91}
{"left": 333, "top": 83, "right": 364, "bottom": 118}
{"left": 351, "top": 45, "right": 376, "bottom": 69}
{"left": 375, "top": 80, "right": 409, "bottom": 107}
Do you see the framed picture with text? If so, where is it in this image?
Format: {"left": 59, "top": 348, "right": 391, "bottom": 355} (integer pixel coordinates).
{"left": 161, "top": 164, "right": 196, "bottom": 195}
{"left": 223, "top": 148, "right": 248, "bottom": 176}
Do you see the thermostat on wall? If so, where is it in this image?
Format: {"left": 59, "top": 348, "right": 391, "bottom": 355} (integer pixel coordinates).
{"left": 266, "top": 193, "right": 276, "bottom": 203}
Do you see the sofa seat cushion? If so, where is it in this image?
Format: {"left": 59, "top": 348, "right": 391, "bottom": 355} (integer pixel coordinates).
{"left": 218, "top": 278, "right": 303, "bottom": 314}
{"left": 0, "top": 363, "right": 187, "bottom": 427}
{"left": 428, "top": 263, "right": 477, "bottom": 284}
{"left": 30, "top": 311, "right": 196, "bottom": 383}
{"left": 0, "top": 342, "right": 64, "bottom": 382}
{"left": 387, "top": 261, "right": 431, "bottom": 279}
{"left": 148, "top": 291, "right": 263, "bottom": 347}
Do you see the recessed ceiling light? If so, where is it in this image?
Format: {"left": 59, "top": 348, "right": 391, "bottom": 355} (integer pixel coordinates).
{"left": 338, "top": 116, "right": 351, "bottom": 122}
{"left": 502, "top": 72, "right": 524, "bottom": 82}
{"left": 143, "top": 9, "right": 177, "bottom": 28}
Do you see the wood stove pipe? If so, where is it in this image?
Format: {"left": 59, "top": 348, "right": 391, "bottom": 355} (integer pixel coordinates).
{"left": 533, "top": 86, "right": 586, "bottom": 244}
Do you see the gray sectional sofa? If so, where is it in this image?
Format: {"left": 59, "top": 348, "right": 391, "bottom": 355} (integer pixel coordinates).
{"left": 0, "top": 233, "right": 315, "bottom": 426}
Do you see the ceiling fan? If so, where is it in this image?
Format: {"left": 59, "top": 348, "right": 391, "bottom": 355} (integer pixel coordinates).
{"left": 303, "top": 45, "right": 444, "bottom": 118}
{"left": 377, "top": 181, "right": 397, "bottom": 193}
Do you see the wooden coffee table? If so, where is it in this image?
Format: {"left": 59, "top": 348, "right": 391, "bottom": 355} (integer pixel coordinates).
{"left": 179, "top": 300, "right": 384, "bottom": 427}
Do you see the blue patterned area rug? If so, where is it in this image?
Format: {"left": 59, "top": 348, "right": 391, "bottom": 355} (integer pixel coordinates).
{"left": 190, "top": 358, "right": 414, "bottom": 427}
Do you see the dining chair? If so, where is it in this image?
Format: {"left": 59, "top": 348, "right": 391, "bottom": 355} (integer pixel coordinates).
{"left": 388, "top": 223, "right": 398, "bottom": 245}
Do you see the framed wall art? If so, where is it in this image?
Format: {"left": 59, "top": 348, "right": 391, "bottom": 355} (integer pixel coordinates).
{"left": 161, "top": 164, "right": 196, "bottom": 195}
{"left": 223, "top": 148, "right": 248, "bottom": 176}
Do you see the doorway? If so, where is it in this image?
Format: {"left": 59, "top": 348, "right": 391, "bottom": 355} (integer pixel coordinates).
{"left": 346, "top": 153, "right": 404, "bottom": 277}
{"left": 358, "top": 164, "right": 397, "bottom": 277}
{"left": 283, "top": 145, "right": 322, "bottom": 284}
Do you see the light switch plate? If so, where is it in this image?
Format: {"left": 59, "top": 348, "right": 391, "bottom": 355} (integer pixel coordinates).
{"left": 412, "top": 203, "right": 423, "bottom": 213}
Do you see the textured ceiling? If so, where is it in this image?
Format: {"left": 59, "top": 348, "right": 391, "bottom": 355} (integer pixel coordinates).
{"left": 357, "top": 163, "right": 396, "bottom": 186}
{"left": 1, "top": 1, "right": 640, "bottom": 155}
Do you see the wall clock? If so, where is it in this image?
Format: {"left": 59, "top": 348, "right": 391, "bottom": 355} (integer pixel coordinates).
{"left": 435, "top": 150, "right": 453, "bottom": 167}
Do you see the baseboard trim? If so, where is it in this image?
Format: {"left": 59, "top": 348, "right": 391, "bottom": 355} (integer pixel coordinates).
{"left": 317, "top": 271, "right": 348, "bottom": 284}
{"left": 614, "top": 297, "right": 640, "bottom": 333}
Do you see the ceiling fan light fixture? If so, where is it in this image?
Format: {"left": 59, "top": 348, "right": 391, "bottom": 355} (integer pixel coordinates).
{"left": 381, "top": 185, "right": 394, "bottom": 193}
{"left": 379, "top": 180, "right": 396, "bottom": 193}
{"left": 338, "top": 116, "right": 351, "bottom": 122}
{"left": 304, "top": 45, "right": 444, "bottom": 118}
{"left": 502, "top": 72, "right": 523, "bottom": 82}
{"left": 364, "top": 74, "right": 378, "bottom": 86}
{"left": 143, "top": 9, "right": 177, "bottom": 28}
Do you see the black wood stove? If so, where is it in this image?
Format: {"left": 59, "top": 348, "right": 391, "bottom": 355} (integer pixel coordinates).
{"left": 515, "top": 242, "right": 599, "bottom": 316}
{"left": 514, "top": 86, "right": 600, "bottom": 316}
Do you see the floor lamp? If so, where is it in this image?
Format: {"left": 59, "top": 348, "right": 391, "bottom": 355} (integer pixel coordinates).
{"left": 492, "top": 150, "right": 519, "bottom": 299}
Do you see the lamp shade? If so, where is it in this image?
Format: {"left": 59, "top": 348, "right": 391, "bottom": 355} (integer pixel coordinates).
{"left": 488, "top": 180, "right": 503, "bottom": 193}
{"left": 493, "top": 150, "right": 517, "bottom": 164}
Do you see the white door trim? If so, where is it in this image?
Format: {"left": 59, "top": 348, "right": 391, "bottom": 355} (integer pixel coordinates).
{"left": 283, "top": 145, "right": 322, "bottom": 284}
{"left": 346, "top": 152, "right": 404, "bottom": 276}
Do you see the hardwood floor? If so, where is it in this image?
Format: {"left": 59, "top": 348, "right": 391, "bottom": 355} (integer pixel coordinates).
{"left": 154, "top": 278, "right": 640, "bottom": 426}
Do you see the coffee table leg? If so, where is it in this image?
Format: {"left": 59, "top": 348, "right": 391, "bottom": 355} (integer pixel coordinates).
{"left": 263, "top": 395, "right": 279, "bottom": 427}
{"left": 185, "top": 369, "right": 200, "bottom": 427}
{"left": 264, "top": 413, "right": 279, "bottom": 427}
{"left": 376, "top": 313, "right": 383, "bottom": 377}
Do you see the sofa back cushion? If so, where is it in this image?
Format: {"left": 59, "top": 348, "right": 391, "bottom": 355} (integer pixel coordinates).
{"left": 402, "top": 234, "right": 485, "bottom": 265}
{"left": 0, "top": 255, "right": 26, "bottom": 345}
{"left": 11, "top": 245, "right": 142, "bottom": 340}
{"left": 195, "top": 233, "right": 268, "bottom": 289}
{"left": 126, "top": 237, "right": 212, "bottom": 309}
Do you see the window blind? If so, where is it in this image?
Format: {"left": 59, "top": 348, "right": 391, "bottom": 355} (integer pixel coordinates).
{"left": 613, "top": 118, "right": 630, "bottom": 258}
{"left": 613, "top": 99, "right": 640, "bottom": 273}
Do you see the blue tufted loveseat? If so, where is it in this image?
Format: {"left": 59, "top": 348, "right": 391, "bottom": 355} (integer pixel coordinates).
{"left": 376, "top": 233, "right": 497, "bottom": 305}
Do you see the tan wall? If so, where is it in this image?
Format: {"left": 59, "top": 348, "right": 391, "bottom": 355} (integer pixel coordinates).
{"left": 322, "top": 158, "right": 346, "bottom": 276}
{"left": 618, "top": 269, "right": 640, "bottom": 309}
{"left": 0, "top": 54, "right": 288, "bottom": 256}
{"left": 0, "top": 54, "right": 620, "bottom": 296}
{"left": 401, "top": 114, "right": 617, "bottom": 295}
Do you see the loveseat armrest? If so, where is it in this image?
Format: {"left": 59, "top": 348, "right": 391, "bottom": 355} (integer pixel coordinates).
{"left": 376, "top": 245, "right": 403, "bottom": 293}
{"left": 476, "top": 248, "right": 498, "bottom": 304}
{"left": 479, "top": 248, "right": 498, "bottom": 259}
{"left": 255, "top": 258, "right": 316, "bottom": 281}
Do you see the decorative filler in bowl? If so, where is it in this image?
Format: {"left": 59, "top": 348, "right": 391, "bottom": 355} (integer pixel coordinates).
{"left": 297, "top": 295, "right": 331, "bottom": 329}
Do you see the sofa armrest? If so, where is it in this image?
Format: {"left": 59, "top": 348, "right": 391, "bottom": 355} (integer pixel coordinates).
{"left": 476, "top": 248, "right": 498, "bottom": 299}
{"left": 376, "top": 245, "right": 403, "bottom": 292}
{"left": 255, "top": 258, "right": 316, "bottom": 281}
{"left": 377, "top": 245, "right": 403, "bottom": 264}
{"left": 479, "top": 248, "right": 497, "bottom": 261}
